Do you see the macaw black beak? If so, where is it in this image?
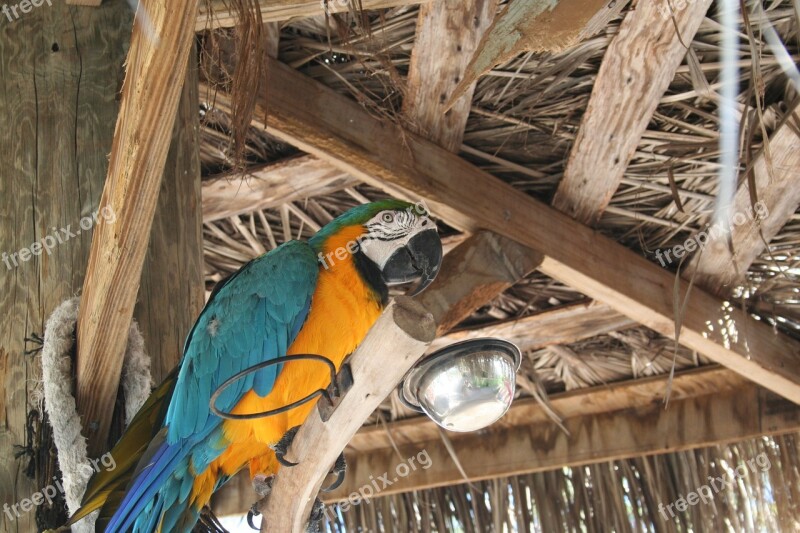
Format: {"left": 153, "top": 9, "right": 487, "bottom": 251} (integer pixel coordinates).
{"left": 382, "top": 229, "right": 443, "bottom": 296}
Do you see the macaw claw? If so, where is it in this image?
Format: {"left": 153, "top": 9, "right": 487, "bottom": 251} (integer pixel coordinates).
{"left": 246, "top": 503, "right": 261, "bottom": 530}
{"left": 320, "top": 452, "right": 346, "bottom": 493}
{"left": 271, "top": 426, "right": 301, "bottom": 467}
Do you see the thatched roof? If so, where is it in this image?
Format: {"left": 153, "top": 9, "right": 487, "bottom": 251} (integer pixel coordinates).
{"left": 195, "top": 0, "right": 800, "bottom": 529}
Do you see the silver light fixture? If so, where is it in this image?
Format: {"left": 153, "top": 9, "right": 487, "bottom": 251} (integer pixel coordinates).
{"left": 399, "top": 338, "right": 521, "bottom": 432}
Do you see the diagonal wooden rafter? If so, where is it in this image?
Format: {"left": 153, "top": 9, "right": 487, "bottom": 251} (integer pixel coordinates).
{"left": 202, "top": 155, "right": 357, "bottom": 222}
{"left": 685, "top": 106, "right": 800, "bottom": 297}
{"left": 403, "top": 0, "right": 498, "bottom": 152}
{"left": 552, "top": 0, "right": 714, "bottom": 225}
{"left": 76, "top": 0, "right": 200, "bottom": 456}
{"left": 208, "top": 57, "right": 800, "bottom": 403}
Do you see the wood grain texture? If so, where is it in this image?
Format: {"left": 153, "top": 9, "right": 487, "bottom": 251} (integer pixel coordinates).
{"left": 415, "top": 231, "right": 543, "bottom": 335}
{"left": 0, "top": 1, "right": 131, "bottom": 530}
{"left": 253, "top": 57, "right": 800, "bottom": 403}
{"left": 427, "top": 299, "right": 636, "bottom": 353}
{"left": 202, "top": 155, "right": 357, "bottom": 222}
{"left": 403, "top": 0, "right": 498, "bottom": 152}
{"left": 260, "top": 298, "right": 436, "bottom": 533}
{"left": 66, "top": 0, "right": 103, "bottom": 5}
{"left": 196, "top": 0, "right": 425, "bottom": 30}
{"left": 325, "top": 367, "right": 800, "bottom": 499}
{"left": 685, "top": 107, "right": 800, "bottom": 297}
{"left": 134, "top": 47, "right": 204, "bottom": 383}
{"left": 75, "top": 0, "right": 200, "bottom": 456}
{"left": 448, "top": 0, "right": 623, "bottom": 106}
{"left": 552, "top": 0, "right": 713, "bottom": 225}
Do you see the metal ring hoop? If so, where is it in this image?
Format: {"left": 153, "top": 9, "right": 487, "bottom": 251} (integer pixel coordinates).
{"left": 209, "top": 354, "right": 336, "bottom": 421}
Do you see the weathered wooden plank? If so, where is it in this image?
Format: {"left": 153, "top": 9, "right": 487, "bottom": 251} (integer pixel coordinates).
{"left": 244, "top": 57, "right": 800, "bottom": 403}
{"left": 324, "top": 367, "right": 800, "bottom": 499}
{"left": 552, "top": 0, "right": 714, "bottom": 225}
{"left": 403, "top": 0, "right": 498, "bottom": 152}
{"left": 66, "top": 0, "right": 103, "bottom": 5}
{"left": 202, "top": 156, "right": 357, "bottom": 222}
{"left": 134, "top": 47, "right": 205, "bottom": 382}
{"left": 448, "top": 0, "right": 624, "bottom": 106}
{"left": 261, "top": 298, "right": 437, "bottom": 533}
{"left": 196, "top": 0, "right": 425, "bottom": 31}
{"left": 75, "top": 0, "right": 200, "bottom": 456}
{"left": 684, "top": 107, "right": 800, "bottom": 296}
{"left": 427, "top": 299, "right": 636, "bottom": 354}
{"left": 0, "top": 1, "right": 132, "bottom": 530}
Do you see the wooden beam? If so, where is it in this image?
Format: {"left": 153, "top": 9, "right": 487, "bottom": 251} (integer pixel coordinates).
{"left": 403, "top": 0, "right": 498, "bottom": 152}
{"left": 552, "top": 0, "right": 713, "bottom": 225}
{"left": 427, "top": 299, "right": 636, "bottom": 354}
{"left": 134, "top": 46, "right": 205, "bottom": 383}
{"left": 66, "top": 0, "right": 103, "bottom": 5}
{"left": 76, "top": 0, "right": 200, "bottom": 456}
{"left": 324, "top": 367, "right": 800, "bottom": 499}
{"left": 202, "top": 155, "right": 357, "bottom": 222}
{"left": 196, "top": 0, "right": 425, "bottom": 31}
{"left": 261, "top": 297, "right": 436, "bottom": 533}
{"left": 685, "top": 107, "right": 800, "bottom": 296}
{"left": 448, "top": 0, "right": 625, "bottom": 106}
{"left": 241, "top": 57, "right": 800, "bottom": 403}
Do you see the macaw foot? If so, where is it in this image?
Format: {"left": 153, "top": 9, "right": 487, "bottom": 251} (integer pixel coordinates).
{"left": 270, "top": 426, "right": 301, "bottom": 467}
{"left": 196, "top": 505, "right": 229, "bottom": 532}
{"left": 245, "top": 474, "right": 274, "bottom": 530}
{"left": 252, "top": 473, "right": 275, "bottom": 498}
{"left": 305, "top": 497, "right": 325, "bottom": 533}
{"left": 320, "top": 451, "right": 346, "bottom": 492}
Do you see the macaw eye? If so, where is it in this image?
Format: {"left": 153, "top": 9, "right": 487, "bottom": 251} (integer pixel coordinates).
{"left": 381, "top": 212, "right": 395, "bottom": 224}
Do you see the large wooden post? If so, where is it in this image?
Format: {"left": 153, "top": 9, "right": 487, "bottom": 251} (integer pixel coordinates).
{"left": 0, "top": 3, "right": 131, "bottom": 530}
{"left": 0, "top": 1, "right": 203, "bottom": 530}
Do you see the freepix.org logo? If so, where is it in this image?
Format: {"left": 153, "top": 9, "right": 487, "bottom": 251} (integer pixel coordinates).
{"left": 3, "top": 452, "right": 117, "bottom": 522}
{"left": 2, "top": 0, "right": 52, "bottom": 23}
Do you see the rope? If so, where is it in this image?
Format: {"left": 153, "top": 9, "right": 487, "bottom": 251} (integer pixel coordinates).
{"left": 40, "top": 298, "right": 152, "bottom": 532}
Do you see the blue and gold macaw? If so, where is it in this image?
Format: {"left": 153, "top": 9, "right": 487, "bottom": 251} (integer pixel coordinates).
{"left": 69, "top": 200, "right": 442, "bottom": 532}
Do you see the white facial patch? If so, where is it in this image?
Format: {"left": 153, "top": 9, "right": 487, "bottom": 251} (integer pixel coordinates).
{"left": 360, "top": 209, "right": 435, "bottom": 269}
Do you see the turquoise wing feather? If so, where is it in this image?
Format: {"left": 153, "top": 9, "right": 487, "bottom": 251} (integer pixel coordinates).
{"left": 105, "top": 240, "right": 319, "bottom": 533}
{"left": 166, "top": 239, "right": 318, "bottom": 441}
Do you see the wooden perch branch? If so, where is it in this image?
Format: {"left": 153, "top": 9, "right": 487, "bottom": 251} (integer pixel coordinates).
{"left": 260, "top": 297, "right": 436, "bottom": 533}
{"left": 75, "top": 0, "right": 199, "bottom": 456}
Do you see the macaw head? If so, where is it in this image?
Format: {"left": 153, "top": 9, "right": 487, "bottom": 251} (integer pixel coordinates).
{"left": 310, "top": 199, "right": 443, "bottom": 296}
